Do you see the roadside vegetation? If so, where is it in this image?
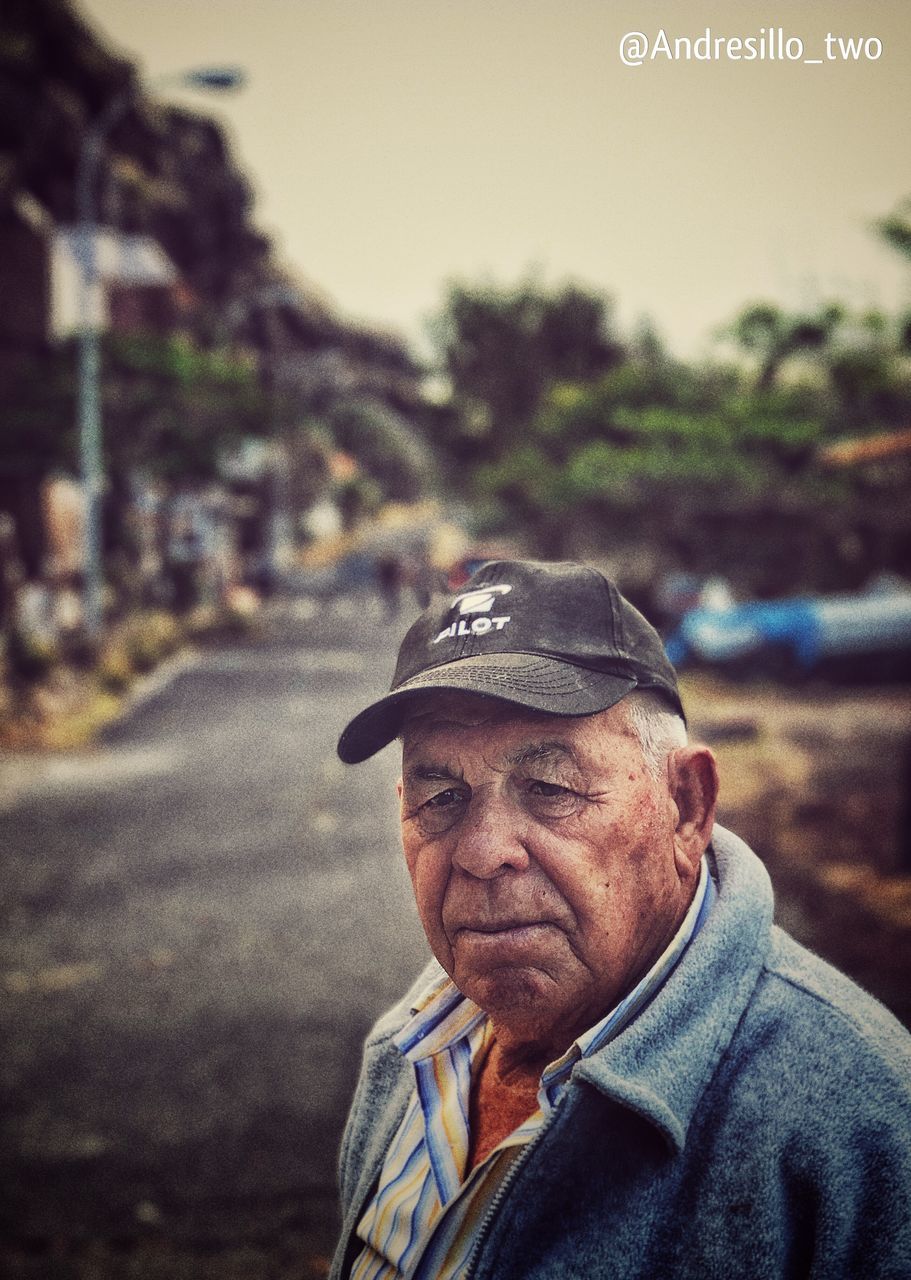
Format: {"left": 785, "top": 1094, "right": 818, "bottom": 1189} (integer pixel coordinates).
{"left": 0, "top": 598, "right": 259, "bottom": 751}
{"left": 419, "top": 201, "right": 911, "bottom": 603}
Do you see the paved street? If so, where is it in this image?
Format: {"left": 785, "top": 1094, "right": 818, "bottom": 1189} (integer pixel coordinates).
{"left": 0, "top": 594, "right": 430, "bottom": 1272}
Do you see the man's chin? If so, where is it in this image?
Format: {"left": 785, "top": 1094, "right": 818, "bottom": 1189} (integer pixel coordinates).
{"left": 455, "top": 962, "right": 562, "bottom": 1025}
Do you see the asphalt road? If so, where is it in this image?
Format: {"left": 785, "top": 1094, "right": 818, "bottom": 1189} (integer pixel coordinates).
{"left": 0, "top": 594, "right": 431, "bottom": 1271}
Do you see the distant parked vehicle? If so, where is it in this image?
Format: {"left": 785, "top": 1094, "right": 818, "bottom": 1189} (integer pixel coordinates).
{"left": 665, "top": 576, "right": 911, "bottom": 680}
{"left": 445, "top": 547, "right": 517, "bottom": 591}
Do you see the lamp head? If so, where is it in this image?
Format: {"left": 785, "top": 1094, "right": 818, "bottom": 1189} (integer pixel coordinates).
{"left": 182, "top": 67, "right": 246, "bottom": 92}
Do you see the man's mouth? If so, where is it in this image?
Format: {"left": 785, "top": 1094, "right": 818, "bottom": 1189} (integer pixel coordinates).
{"left": 451, "top": 920, "right": 558, "bottom": 943}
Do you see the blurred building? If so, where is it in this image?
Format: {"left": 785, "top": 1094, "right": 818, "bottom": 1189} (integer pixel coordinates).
{"left": 0, "top": 0, "right": 432, "bottom": 639}
{"left": 0, "top": 191, "right": 189, "bottom": 589}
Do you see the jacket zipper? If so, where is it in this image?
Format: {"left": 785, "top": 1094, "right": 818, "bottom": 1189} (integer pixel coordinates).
{"left": 463, "top": 1103, "right": 563, "bottom": 1280}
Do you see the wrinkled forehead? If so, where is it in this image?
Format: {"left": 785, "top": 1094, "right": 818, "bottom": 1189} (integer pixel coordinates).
{"left": 399, "top": 690, "right": 633, "bottom": 755}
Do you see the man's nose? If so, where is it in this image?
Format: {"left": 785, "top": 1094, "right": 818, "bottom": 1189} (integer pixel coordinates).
{"left": 451, "top": 792, "right": 530, "bottom": 879}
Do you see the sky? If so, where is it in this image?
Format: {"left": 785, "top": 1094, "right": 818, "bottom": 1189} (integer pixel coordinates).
{"left": 77, "top": 0, "right": 911, "bottom": 359}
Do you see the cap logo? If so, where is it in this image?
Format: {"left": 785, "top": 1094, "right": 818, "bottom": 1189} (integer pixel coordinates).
{"left": 453, "top": 584, "right": 512, "bottom": 614}
{"left": 433, "top": 583, "right": 512, "bottom": 644}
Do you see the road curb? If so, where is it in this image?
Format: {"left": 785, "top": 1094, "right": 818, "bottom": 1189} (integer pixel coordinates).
{"left": 0, "top": 647, "right": 203, "bottom": 808}
{"left": 116, "top": 646, "right": 202, "bottom": 721}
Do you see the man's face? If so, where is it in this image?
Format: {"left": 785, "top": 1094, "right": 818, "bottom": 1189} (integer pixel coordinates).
{"left": 399, "top": 693, "right": 708, "bottom": 1060}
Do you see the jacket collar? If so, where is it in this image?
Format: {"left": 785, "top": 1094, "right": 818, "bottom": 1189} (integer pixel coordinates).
{"left": 570, "top": 825, "right": 773, "bottom": 1152}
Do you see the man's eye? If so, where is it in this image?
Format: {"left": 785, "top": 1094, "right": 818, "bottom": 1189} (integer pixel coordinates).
{"left": 425, "top": 789, "right": 463, "bottom": 809}
{"left": 525, "top": 779, "right": 579, "bottom": 816}
{"left": 416, "top": 788, "right": 466, "bottom": 834}
{"left": 528, "top": 780, "right": 571, "bottom": 798}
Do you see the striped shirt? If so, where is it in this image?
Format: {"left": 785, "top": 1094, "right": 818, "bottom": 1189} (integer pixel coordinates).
{"left": 350, "top": 858, "right": 715, "bottom": 1280}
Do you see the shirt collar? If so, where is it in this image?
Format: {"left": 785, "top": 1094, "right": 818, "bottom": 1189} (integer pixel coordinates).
{"left": 395, "top": 970, "right": 486, "bottom": 1062}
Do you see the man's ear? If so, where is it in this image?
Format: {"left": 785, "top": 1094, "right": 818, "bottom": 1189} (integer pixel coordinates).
{"left": 667, "top": 746, "right": 718, "bottom": 878}
{"left": 396, "top": 778, "right": 404, "bottom": 802}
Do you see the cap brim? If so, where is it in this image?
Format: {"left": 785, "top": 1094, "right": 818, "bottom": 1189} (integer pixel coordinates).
{"left": 336, "top": 653, "right": 638, "bottom": 763}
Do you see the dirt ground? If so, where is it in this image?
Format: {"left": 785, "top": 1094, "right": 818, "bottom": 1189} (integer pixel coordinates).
{"left": 685, "top": 674, "right": 911, "bottom": 1027}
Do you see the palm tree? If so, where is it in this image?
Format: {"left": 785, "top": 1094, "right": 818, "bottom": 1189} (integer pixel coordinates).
{"left": 876, "top": 197, "right": 911, "bottom": 352}
{"left": 727, "top": 302, "right": 844, "bottom": 392}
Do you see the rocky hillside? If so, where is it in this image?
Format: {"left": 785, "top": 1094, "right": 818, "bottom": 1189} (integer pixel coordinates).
{"left": 0, "top": 0, "right": 424, "bottom": 381}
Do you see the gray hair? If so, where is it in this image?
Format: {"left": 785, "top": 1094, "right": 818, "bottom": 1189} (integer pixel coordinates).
{"left": 624, "top": 690, "right": 687, "bottom": 780}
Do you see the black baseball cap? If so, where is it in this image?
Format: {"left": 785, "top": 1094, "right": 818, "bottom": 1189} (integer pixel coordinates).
{"left": 337, "top": 558, "right": 684, "bottom": 763}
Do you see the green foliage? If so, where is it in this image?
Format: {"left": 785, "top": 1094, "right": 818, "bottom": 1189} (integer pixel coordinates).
{"left": 876, "top": 196, "right": 911, "bottom": 263}
{"left": 111, "top": 333, "right": 252, "bottom": 387}
{"left": 476, "top": 373, "right": 828, "bottom": 525}
{"left": 103, "top": 332, "right": 268, "bottom": 480}
{"left": 427, "top": 272, "right": 911, "bottom": 586}
{"left": 723, "top": 298, "right": 911, "bottom": 430}
{"left": 723, "top": 301, "right": 844, "bottom": 393}
{"left": 0, "top": 332, "right": 269, "bottom": 486}
{"left": 427, "top": 274, "right": 624, "bottom": 466}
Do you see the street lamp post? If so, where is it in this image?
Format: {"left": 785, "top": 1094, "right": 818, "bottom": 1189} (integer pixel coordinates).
{"left": 76, "top": 66, "right": 245, "bottom": 640}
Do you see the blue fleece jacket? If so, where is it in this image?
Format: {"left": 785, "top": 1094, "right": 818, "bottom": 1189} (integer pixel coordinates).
{"left": 332, "top": 827, "right": 911, "bottom": 1279}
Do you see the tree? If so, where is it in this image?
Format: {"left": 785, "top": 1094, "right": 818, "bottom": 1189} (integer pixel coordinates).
{"left": 472, "top": 360, "right": 833, "bottom": 576}
{"left": 876, "top": 196, "right": 911, "bottom": 264}
{"left": 725, "top": 301, "right": 844, "bottom": 393}
{"left": 427, "top": 276, "right": 625, "bottom": 468}
{"left": 876, "top": 197, "right": 911, "bottom": 351}
{"left": 424, "top": 256, "right": 911, "bottom": 595}
{"left": 0, "top": 331, "right": 270, "bottom": 574}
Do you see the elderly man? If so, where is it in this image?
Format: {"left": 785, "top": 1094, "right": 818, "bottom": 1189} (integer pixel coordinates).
{"left": 332, "top": 559, "right": 911, "bottom": 1279}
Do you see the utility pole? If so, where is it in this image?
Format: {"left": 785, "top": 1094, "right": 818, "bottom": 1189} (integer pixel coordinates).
{"left": 75, "top": 67, "right": 246, "bottom": 641}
